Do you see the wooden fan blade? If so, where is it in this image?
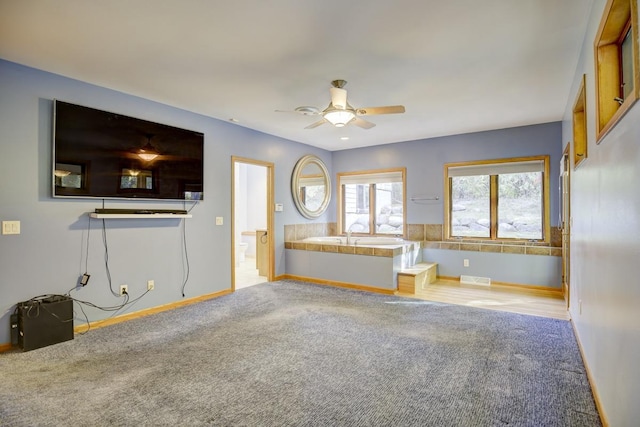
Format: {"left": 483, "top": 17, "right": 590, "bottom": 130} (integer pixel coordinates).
{"left": 305, "top": 119, "right": 327, "bottom": 129}
{"left": 352, "top": 117, "right": 376, "bottom": 129}
{"left": 356, "top": 105, "right": 405, "bottom": 115}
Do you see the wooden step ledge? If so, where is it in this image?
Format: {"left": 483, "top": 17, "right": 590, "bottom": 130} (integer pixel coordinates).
{"left": 398, "top": 262, "right": 437, "bottom": 294}
{"left": 398, "top": 262, "right": 437, "bottom": 276}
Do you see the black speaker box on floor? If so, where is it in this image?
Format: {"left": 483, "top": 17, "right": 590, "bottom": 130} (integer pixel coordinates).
{"left": 17, "top": 295, "right": 74, "bottom": 351}
{"left": 10, "top": 314, "right": 19, "bottom": 345}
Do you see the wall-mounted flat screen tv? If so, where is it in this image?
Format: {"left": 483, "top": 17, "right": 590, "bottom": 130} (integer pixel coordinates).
{"left": 53, "top": 100, "right": 204, "bottom": 201}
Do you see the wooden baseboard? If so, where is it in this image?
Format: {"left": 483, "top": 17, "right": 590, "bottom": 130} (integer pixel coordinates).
{"left": 570, "top": 320, "right": 609, "bottom": 427}
{"left": 0, "top": 342, "right": 13, "bottom": 353}
{"left": 281, "top": 274, "right": 396, "bottom": 295}
{"left": 74, "top": 288, "right": 233, "bottom": 334}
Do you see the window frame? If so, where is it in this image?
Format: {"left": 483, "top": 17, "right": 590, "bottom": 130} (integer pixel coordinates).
{"left": 337, "top": 167, "right": 406, "bottom": 237}
{"left": 443, "top": 156, "right": 551, "bottom": 243}
{"left": 594, "top": 0, "right": 640, "bottom": 142}
{"left": 573, "top": 74, "right": 588, "bottom": 169}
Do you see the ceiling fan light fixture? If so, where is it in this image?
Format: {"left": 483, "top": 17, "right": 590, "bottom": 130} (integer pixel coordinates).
{"left": 287, "top": 80, "right": 405, "bottom": 130}
{"left": 324, "top": 109, "right": 355, "bottom": 127}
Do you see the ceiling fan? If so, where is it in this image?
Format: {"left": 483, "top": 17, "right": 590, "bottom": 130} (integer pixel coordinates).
{"left": 277, "top": 80, "right": 405, "bottom": 129}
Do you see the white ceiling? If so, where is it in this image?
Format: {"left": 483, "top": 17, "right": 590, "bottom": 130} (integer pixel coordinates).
{"left": 0, "top": 0, "right": 593, "bottom": 151}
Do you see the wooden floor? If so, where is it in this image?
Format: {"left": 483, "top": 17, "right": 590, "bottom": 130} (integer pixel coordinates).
{"left": 397, "top": 279, "right": 569, "bottom": 320}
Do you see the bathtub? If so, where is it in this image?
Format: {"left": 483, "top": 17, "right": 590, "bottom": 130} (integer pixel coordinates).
{"left": 301, "top": 236, "right": 405, "bottom": 246}
{"left": 286, "top": 236, "right": 422, "bottom": 291}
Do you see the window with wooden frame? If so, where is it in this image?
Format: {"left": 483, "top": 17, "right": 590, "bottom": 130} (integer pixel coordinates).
{"left": 573, "top": 75, "right": 588, "bottom": 168}
{"left": 594, "top": 0, "right": 640, "bottom": 142}
{"left": 444, "top": 156, "right": 550, "bottom": 243}
{"left": 338, "top": 168, "right": 406, "bottom": 236}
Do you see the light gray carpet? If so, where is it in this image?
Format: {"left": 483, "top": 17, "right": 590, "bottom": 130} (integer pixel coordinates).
{"left": 0, "top": 280, "right": 601, "bottom": 426}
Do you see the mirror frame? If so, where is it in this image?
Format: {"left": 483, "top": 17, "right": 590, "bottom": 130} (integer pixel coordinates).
{"left": 291, "top": 155, "right": 331, "bottom": 219}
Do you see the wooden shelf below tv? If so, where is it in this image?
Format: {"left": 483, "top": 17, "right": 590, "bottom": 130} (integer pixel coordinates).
{"left": 89, "top": 213, "right": 192, "bottom": 219}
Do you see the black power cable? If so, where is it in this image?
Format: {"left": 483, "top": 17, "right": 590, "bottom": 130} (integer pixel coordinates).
{"left": 101, "top": 218, "right": 120, "bottom": 297}
{"left": 181, "top": 218, "right": 190, "bottom": 297}
{"left": 180, "top": 201, "right": 198, "bottom": 297}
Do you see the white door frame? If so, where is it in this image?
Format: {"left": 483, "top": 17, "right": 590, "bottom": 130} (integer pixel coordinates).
{"left": 560, "top": 148, "right": 571, "bottom": 308}
{"left": 231, "top": 156, "right": 274, "bottom": 290}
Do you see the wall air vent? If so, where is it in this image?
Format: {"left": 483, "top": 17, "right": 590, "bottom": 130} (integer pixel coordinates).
{"left": 460, "top": 275, "right": 491, "bottom": 286}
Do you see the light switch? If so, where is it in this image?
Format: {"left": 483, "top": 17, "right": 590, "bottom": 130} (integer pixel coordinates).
{"left": 2, "top": 221, "right": 20, "bottom": 235}
{"left": 274, "top": 203, "right": 283, "bottom": 212}
{"left": 215, "top": 217, "right": 223, "bottom": 225}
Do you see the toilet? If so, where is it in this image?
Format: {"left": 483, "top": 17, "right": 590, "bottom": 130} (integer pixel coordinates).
{"left": 236, "top": 242, "right": 248, "bottom": 265}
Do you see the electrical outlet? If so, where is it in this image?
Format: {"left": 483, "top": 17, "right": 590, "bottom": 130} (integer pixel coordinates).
{"left": 463, "top": 259, "right": 469, "bottom": 267}
{"left": 215, "top": 216, "right": 223, "bottom": 225}
{"left": 120, "top": 284, "right": 128, "bottom": 296}
{"left": 147, "top": 280, "right": 155, "bottom": 291}
{"left": 80, "top": 274, "right": 90, "bottom": 286}
{"left": 2, "top": 220, "right": 20, "bottom": 235}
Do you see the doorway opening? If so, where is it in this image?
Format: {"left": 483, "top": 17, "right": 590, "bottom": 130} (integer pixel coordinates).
{"left": 232, "top": 157, "right": 274, "bottom": 290}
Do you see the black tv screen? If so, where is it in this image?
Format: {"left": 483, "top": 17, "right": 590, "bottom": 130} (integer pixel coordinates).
{"left": 53, "top": 100, "right": 204, "bottom": 201}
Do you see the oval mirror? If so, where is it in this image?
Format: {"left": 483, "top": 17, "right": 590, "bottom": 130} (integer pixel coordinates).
{"left": 291, "top": 155, "right": 331, "bottom": 219}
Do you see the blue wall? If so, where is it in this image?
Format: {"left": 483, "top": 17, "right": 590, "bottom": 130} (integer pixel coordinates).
{"left": 424, "top": 249, "right": 561, "bottom": 288}
{"left": 331, "top": 122, "right": 562, "bottom": 225}
{"left": 0, "top": 59, "right": 331, "bottom": 345}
